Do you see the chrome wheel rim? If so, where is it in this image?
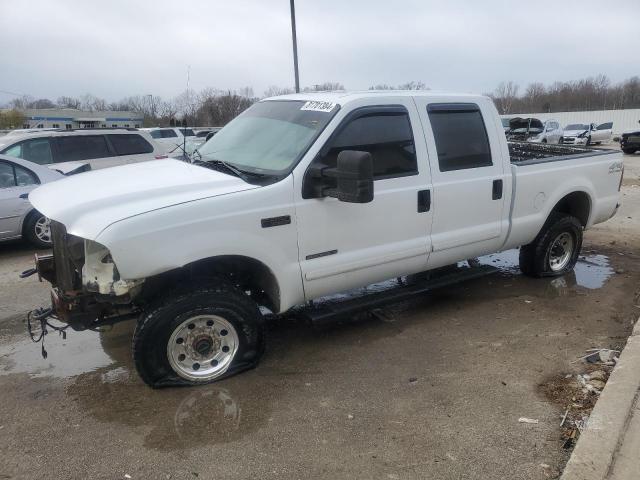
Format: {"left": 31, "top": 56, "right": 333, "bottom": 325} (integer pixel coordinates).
{"left": 549, "top": 232, "right": 574, "bottom": 272}
{"left": 167, "top": 315, "right": 239, "bottom": 382}
{"left": 34, "top": 216, "right": 52, "bottom": 244}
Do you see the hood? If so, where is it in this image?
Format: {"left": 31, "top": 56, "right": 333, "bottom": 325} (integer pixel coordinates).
{"left": 508, "top": 117, "right": 544, "bottom": 132}
{"left": 563, "top": 129, "right": 589, "bottom": 137}
{"left": 29, "top": 159, "right": 258, "bottom": 240}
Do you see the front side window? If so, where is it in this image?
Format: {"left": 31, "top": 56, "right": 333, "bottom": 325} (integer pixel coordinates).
{"left": 198, "top": 100, "right": 338, "bottom": 175}
{"left": 319, "top": 109, "right": 417, "bottom": 179}
{"left": 14, "top": 164, "right": 38, "bottom": 186}
{"left": 428, "top": 104, "right": 492, "bottom": 172}
{"left": 108, "top": 134, "right": 154, "bottom": 155}
{"left": 597, "top": 122, "right": 613, "bottom": 130}
{"left": 55, "top": 135, "right": 111, "bottom": 161}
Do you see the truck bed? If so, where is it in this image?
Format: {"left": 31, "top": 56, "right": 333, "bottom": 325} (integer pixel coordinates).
{"left": 508, "top": 141, "right": 616, "bottom": 165}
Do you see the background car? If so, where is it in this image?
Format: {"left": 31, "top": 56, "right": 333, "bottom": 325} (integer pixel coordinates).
{"left": 620, "top": 122, "right": 640, "bottom": 154}
{"left": 0, "top": 154, "right": 84, "bottom": 247}
{"left": 141, "top": 127, "right": 197, "bottom": 154}
{"left": 0, "top": 128, "right": 166, "bottom": 171}
{"left": 506, "top": 117, "right": 563, "bottom": 143}
{"left": 529, "top": 119, "right": 563, "bottom": 144}
{"left": 562, "top": 122, "right": 613, "bottom": 145}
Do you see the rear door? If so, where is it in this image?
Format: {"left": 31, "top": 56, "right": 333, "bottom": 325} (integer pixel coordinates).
{"left": 414, "top": 100, "right": 508, "bottom": 268}
{"left": 53, "top": 135, "right": 119, "bottom": 169}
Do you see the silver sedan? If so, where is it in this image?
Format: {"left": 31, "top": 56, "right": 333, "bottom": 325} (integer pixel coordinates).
{"left": 0, "top": 155, "right": 72, "bottom": 247}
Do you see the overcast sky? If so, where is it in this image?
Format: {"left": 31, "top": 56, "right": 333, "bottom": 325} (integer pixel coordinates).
{"left": 1, "top": 0, "right": 638, "bottom": 103}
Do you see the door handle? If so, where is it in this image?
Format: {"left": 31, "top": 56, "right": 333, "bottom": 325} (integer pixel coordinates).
{"left": 417, "top": 189, "right": 431, "bottom": 212}
{"left": 492, "top": 179, "right": 503, "bottom": 200}
{"left": 19, "top": 193, "right": 29, "bottom": 199}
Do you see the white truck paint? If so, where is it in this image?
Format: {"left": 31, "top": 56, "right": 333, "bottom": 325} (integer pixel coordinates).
{"left": 27, "top": 91, "right": 623, "bottom": 386}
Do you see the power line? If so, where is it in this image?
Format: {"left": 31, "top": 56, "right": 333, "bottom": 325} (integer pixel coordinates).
{"left": 0, "top": 89, "right": 29, "bottom": 97}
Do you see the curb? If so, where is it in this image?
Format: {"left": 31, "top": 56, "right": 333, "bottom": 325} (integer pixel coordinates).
{"left": 561, "top": 319, "right": 640, "bottom": 480}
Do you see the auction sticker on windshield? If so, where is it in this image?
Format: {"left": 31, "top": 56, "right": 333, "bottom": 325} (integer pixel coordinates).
{"left": 300, "top": 101, "right": 337, "bottom": 112}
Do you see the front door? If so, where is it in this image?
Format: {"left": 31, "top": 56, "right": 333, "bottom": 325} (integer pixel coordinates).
{"left": 592, "top": 122, "right": 613, "bottom": 144}
{"left": 413, "top": 100, "right": 509, "bottom": 268}
{"left": 294, "top": 99, "right": 433, "bottom": 300}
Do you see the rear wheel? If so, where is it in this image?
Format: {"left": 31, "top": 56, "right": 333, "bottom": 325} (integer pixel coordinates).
{"left": 519, "top": 213, "right": 583, "bottom": 278}
{"left": 133, "top": 281, "right": 265, "bottom": 387}
{"left": 23, "top": 211, "right": 52, "bottom": 248}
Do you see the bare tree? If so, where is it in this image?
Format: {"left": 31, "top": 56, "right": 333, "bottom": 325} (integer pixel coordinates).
{"left": 263, "top": 85, "right": 294, "bottom": 97}
{"left": 493, "top": 81, "right": 520, "bottom": 114}
{"left": 57, "top": 96, "right": 82, "bottom": 109}
{"left": 303, "top": 81, "right": 344, "bottom": 92}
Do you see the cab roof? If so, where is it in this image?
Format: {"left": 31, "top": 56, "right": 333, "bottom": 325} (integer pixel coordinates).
{"left": 264, "top": 90, "right": 489, "bottom": 105}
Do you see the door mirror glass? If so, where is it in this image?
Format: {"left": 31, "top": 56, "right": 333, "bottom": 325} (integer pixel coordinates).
{"left": 304, "top": 150, "right": 374, "bottom": 203}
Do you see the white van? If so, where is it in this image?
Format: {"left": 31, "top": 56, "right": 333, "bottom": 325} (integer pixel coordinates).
{"left": 0, "top": 128, "right": 167, "bottom": 170}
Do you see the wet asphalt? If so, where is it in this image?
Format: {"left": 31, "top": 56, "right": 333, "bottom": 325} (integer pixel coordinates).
{"left": 1, "top": 156, "right": 640, "bottom": 480}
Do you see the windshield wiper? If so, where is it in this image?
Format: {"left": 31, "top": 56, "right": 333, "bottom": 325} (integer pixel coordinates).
{"left": 193, "top": 158, "right": 253, "bottom": 182}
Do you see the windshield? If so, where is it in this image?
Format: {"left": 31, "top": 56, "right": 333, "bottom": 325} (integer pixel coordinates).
{"left": 565, "top": 124, "right": 588, "bottom": 131}
{"left": 197, "top": 100, "right": 338, "bottom": 175}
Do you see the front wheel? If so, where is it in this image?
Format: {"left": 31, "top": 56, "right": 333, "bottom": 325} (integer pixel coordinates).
{"left": 132, "top": 281, "right": 265, "bottom": 387}
{"left": 519, "top": 213, "right": 583, "bottom": 278}
{"left": 622, "top": 147, "right": 637, "bottom": 155}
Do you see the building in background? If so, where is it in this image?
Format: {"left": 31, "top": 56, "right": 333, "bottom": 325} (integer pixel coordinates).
{"left": 12, "top": 108, "right": 144, "bottom": 129}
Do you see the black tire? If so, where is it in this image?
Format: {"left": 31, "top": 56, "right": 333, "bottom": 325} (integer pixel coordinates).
{"left": 519, "top": 213, "right": 583, "bottom": 278}
{"left": 541, "top": 138, "right": 547, "bottom": 144}
{"left": 558, "top": 137, "right": 564, "bottom": 145}
{"left": 586, "top": 135, "right": 592, "bottom": 146}
{"left": 622, "top": 148, "right": 637, "bottom": 155}
{"left": 23, "top": 210, "right": 52, "bottom": 248}
{"left": 132, "top": 281, "right": 265, "bottom": 388}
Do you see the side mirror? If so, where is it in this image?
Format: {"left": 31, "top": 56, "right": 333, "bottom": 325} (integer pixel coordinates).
{"left": 303, "top": 150, "right": 374, "bottom": 203}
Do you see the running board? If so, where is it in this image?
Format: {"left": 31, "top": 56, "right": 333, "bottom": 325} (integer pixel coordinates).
{"left": 302, "top": 265, "right": 498, "bottom": 327}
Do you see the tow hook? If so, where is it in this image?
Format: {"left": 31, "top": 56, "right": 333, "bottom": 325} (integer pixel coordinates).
{"left": 20, "top": 268, "right": 37, "bottom": 278}
{"left": 27, "top": 307, "right": 69, "bottom": 359}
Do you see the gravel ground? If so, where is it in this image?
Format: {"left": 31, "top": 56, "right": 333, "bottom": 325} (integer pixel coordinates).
{"left": 1, "top": 153, "right": 639, "bottom": 480}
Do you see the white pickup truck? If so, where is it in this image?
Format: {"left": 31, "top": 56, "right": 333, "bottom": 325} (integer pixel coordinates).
{"left": 26, "top": 91, "right": 624, "bottom": 387}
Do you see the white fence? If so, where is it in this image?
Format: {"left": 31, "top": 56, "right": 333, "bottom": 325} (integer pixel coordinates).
{"left": 501, "top": 109, "right": 640, "bottom": 135}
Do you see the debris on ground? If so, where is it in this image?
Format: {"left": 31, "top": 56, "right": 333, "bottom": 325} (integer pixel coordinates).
{"left": 539, "top": 348, "right": 619, "bottom": 451}
{"left": 518, "top": 417, "right": 539, "bottom": 424}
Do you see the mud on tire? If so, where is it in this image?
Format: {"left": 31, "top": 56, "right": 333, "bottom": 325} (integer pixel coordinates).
{"left": 132, "top": 281, "right": 265, "bottom": 388}
{"left": 519, "top": 213, "right": 583, "bottom": 278}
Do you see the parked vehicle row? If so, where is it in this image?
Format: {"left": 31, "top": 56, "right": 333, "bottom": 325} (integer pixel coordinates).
{"left": 25, "top": 91, "right": 623, "bottom": 387}
{"left": 503, "top": 117, "right": 616, "bottom": 146}
{"left": 0, "top": 128, "right": 167, "bottom": 171}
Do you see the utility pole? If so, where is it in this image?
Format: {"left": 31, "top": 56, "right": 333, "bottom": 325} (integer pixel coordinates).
{"left": 290, "top": 0, "right": 300, "bottom": 93}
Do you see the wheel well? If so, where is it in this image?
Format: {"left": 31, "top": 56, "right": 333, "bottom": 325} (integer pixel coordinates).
{"left": 141, "top": 255, "right": 281, "bottom": 313}
{"left": 550, "top": 191, "right": 591, "bottom": 226}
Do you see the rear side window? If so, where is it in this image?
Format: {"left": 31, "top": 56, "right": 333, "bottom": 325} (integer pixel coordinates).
{"left": 597, "top": 122, "right": 613, "bottom": 130}
{"left": 160, "top": 129, "right": 178, "bottom": 138}
{"left": 322, "top": 109, "right": 417, "bottom": 179}
{"left": 180, "top": 129, "right": 195, "bottom": 136}
{"left": 149, "top": 130, "right": 162, "bottom": 139}
{"left": 55, "top": 135, "right": 111, "bottom": 162}
{"left": 427, "top": 104, "right": 492, "bottom": 172}
{"left": 107, "top": 134, "right": 154, "bottom": 155}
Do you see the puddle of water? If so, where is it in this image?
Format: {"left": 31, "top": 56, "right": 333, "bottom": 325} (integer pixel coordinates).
{"left": 479, "top": 249, "right": 614, "bottom": 290}
{"left": 0, "top": 330, "right": 113, "bottom": 378}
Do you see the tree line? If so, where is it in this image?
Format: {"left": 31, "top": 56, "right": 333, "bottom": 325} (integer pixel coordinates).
{"left": 488, "top": 75, "right": 640, "bottom": 115}
{"left": 3, "top": 75, "right": 639, "bottom": 129}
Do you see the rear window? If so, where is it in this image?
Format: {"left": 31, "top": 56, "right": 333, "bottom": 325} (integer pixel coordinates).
{"left": 160, "top": 129, "right": 178, "bottom": 138}
{"left": 427, "top": 104, "right": 492, "bottom": 172}
{"left": 55, "top": 135, "right": 112, "bottom": 162}
{"left": 107, "top": 134, "right": 154, "bottom": 155}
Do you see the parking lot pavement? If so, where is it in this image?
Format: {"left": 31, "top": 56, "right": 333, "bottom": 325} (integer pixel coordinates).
{"left": 1, "top": 178, "right": 640, "bottom": 480}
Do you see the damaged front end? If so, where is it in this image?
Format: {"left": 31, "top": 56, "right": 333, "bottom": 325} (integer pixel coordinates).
{"left": 27, "top": 221, "right": 143, "bottom": 331}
